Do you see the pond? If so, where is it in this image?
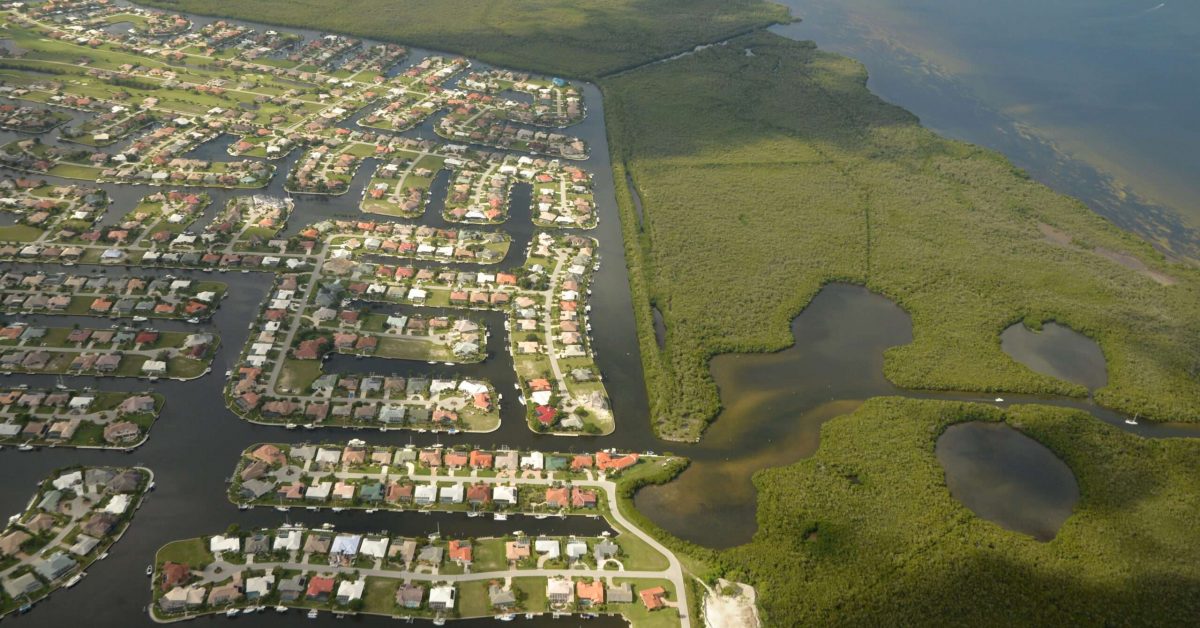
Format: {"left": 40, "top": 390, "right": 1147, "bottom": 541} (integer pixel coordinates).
{"left": 634, "top": 283, "right": 913, "bottom": 548}
{"left": 936, "top": 422, "right": 1079, "bottom": 541}
{"left": 1001, "top": 322, "right": 1108, "bottom": 390}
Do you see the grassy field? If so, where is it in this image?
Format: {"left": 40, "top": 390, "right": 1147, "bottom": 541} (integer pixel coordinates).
{"left": 156, "top": 538, "right": 214, "bottom": 566}
{"left": 138, "top": 0, "right": 787, "bottom": 79}
{"left": 724, "top": 397, "right": 1200, "bottom": 625}
{"left": 605, "top": 31, "right": 1200, "bottom": 440}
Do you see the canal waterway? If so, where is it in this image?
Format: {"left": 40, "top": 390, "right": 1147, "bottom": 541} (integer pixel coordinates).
{"left": 1, "top": 2, "right": 1197, "bottom": 624}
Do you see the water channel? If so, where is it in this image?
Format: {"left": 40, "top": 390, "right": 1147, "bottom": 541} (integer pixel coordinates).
{"left": 0, "top": 2, "right": 1196, "bottom": 624}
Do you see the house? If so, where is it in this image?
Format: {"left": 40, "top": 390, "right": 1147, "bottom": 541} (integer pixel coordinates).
{"left": 577, "top": 579, "right": 605, "bottom": 606}
{"left": 278, "top": 575, "right": 306, "bottom": 602}
{"left": 607, "top": 582, "right": 634, "bottom": 604}
{"left": 396, "top": 582, "right": 425, "bottom": 608}
{"left": 208, "top": 582, "right": 241, "bottom": 606}
{"left": 360, "top": 537, "right": 388, "bottom": 559}
{"left": 331, "top": 534, "right": 362, "bottom": 557}
{"left": 640, "top": 586, "right": 668, "bottom": 610}
{"left": 3, "top": 573, "right": 40, "bottom": 599}
{"left": 306, "top": 575, "right": 336, "bottom": 600}
{"left": 546, "top": 577, "right": 573, "bottom": 605}
{"left": 596, "top": 451, "right": 639, "bottom": 473}
{"left": 571, "top": 487, "right": 598, "bottom": 508}
{"left": 545, "top": 486, "right": 569, "bottom": 509}
{"left": 448, "top": 540, "right": 472, "bottom": 565}
{"left": 534, "top": 538, "right": 560, "bottom": 559}
{"left": 428, "top": 584, "right": 456, "bottom": 611}
{"left": 566, "top": 540, "right": 588, "bottom": 561}
{"left": 336, "top": 578, "right": 365, "bottom": 604}
{"left": 489, "top": 583, "right": 517, "bottom": 609}
{"left": 103, "top": 421, "right": 141, "bottom": 443}
{"left": 439, "top": 483, "right": 464, "bottom": 504}
{"left": 466, "top": 484, "right": 491, "bottom": 505}
{"left": 159, "top": 585, "right": 206, "bottom": 612}
{"left": 505, "top": 539, "right": 531, "bottom": 562}
{"left": 493, "top": 485, "right": 518, "bottom": 506}
{"left": 304, "top": 534, "right": 332, "bottom": 555}
{"left": 245, "top": 574, "right": 275, "bottom": 599}
{"left": 209, "top": 535, "right": 240, "bottom": 554}
{"left": 594, "top": 540, "right": 619, "bottom": 562}
{"left": 414, "top": 484, "right": 438, "bottom": 505}
{"left": 34, "top": 552, "right": 77, "bottom": 581}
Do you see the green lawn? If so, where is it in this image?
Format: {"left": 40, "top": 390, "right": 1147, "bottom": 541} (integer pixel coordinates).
{"left": 0, "top": 224, "right": 43, "bottom": 242}
{"left": 156, "top": 538, "right": 213, "bottom": 567}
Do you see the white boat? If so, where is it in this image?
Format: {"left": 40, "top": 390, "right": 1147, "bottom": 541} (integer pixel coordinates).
{"left": 442, "top": 362, "right": 453, "bottom": 366}
{"left": 534, "top": 514, "right": 547, "bottom": 520}
{"left": 65, "top": 572, "right": 85, "bottom": 588}
{"left": 494, "top": 513, "right": 508, "bottom": 521}
{"left": 994, "top": 397, "right": 1004, "bottom": 402}
{"left": 241, "top": 607, "right": 256, "bottom": 614}
{"left": 274, "top": 506, "right": 288, "bottom": 512}
{"left": 365, "top": 509, "right": 378, "bottom": 514}
{"left": 132, "top": 316, "right": 147, "bottom": 322}
{"left": 274, "top": 606, "right": 288, "bottom": 613}
{"left": 226, "top": 608, "right": 239, "bottom": 617}
{"left": 145, "top": 564, "right": 153, "bottom": 576}
{"left": 238, "top": 504, "right": 249, "bottom": 511}
{"left": 427, "top": 361, "right": 437, "bottom": 365}
{"left": 517, "top": 394, "right": 526, "bottom": 406}
{"left": 307, "top": 610, "right": 319, "bottom": 619}
{"left": 467, "top": 512, "right": 480, "bottom": 518}
{"left": 1126, "top": 413, "right": 1140, "bottom": 426}
{"left": 496, "top": 614, "right": 515, "bottom": 622}
{"left": 331, "top": 507, "right": 344, "bottom": 513}
{"left": 17, "top": 444, "right": 33, "bottom": 452}
{"left": 285, "top": 423, "right": 297, "bottom": 430}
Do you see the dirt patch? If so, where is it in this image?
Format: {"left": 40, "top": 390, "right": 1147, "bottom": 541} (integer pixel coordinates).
{"left": 1094, "top": 247, "right": 1176, "bottom": 286}
{"left": 703, "top": 578, "right": 761, "bottom": 628}
{"left": 1039, "top": 223, "right": 1176, "bottom": 286}
{"left": 1038, "top": 222, "right": 1072, "bottom": 246}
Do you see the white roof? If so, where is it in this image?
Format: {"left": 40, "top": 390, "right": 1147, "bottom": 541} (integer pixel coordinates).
{"left": 534, "top": 539, "right": 559, "bottom": 558}
{"left": 360, "top": 537, "right": 389, "bottom": 558}
{"left": 337, "top": 578, "right": 365, "bottom": 601}
{"left": 246, "top": 574, "right": 274, "bottom": 596}
{"left": 520, "top": 451, "right": 544, "bottom": 470}
{"left": 331, "top": 534, "right": 362, "bottom": 556}
{"left": 439, "top": 484, "right": 464, "bottom": 503}
{"left": 415, "top": 484, "right": 438, "bottom": 501}
{"left": 492, "top": 486, "right": 518, "bottom": 503}
{"left": 103, "top": 494, "right": 130, "bottom": 515}
{"left": 273, "top": 529, "right": 303, "bottom": 551}
{"left": 566, "top": 540, "right": 588, "bottom": 557}
{"left": 306, "top": 482, "right": 332, "bottom": 500}
{"left": 209, "top": 535, "right": 240, "bottom": 554}
{"left": 52, "top": 471, "right": 82, "bottom": 490}
{"left": 315, "top": 448, "right": 341, "bottom": 464}
{"left": 429, "top": 584, "right": 455, "bottom": 607}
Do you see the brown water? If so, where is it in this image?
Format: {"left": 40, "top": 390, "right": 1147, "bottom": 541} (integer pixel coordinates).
{"left": 936, "top": 422, "right": 1079, "bottom": 541}
{"left": 1001, "top": 322, "right": 1108, "bottom": 390}
{"left": 635, "top": 283, "right": 912, "bottom": 547}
